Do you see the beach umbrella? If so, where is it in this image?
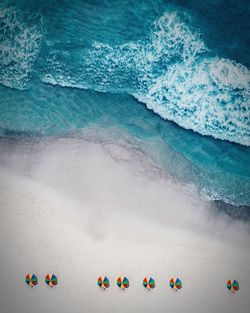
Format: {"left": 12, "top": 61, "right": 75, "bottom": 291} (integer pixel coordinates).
{"left": 25, "top": 274, "right": 38, "bottom": 287}
{"left": 97, "top": 276, "right": 110, "bottom": 289}
{"left": 117, "top": 276, "right": 129, "bottom": 290}
{"left": 45, "top": 274, "right": 58, "bottom": 287}
{"left": 143, "top": 277, "right": 155, "bottom": 290}
{"left": 227, "top": 279, "right": 239, "bottom": 293}
{"left": 169, "top": 277, "right": 182, "bottom": 291}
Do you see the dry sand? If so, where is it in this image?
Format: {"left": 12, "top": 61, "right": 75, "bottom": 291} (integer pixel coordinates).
{"left": 0, "top": 136, "right": 249, "bottom": 313}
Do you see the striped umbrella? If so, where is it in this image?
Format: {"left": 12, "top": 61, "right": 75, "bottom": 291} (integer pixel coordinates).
{"left": 25, "top": 274, "right": 38, "bottom": 287}
{"left": 117, "top": 276, "right": 129, "bottom": 290}
{"left": 143, "top": 277, "right": 155, "bottom": 290}
{"left": 97, "top": 276, "right": 110, "bottom": 289}
{"left": 227, "top": 279, "right": 239, "bottom": 293}
{"left": 169, "top": 277, "right": 182, "bottom": 291}
{"left": 45, "top": 274, "right": 58, "bottom": 287}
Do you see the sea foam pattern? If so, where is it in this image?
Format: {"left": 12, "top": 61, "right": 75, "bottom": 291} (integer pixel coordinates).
{"left": 42, "top": 12, "right": 250, "bottom": 145}
{"left": 0, "top": 5, "right": 249, "bottom": 145}
{"left": 0, "top": 6, "right": 43, "bottom": 89}
{"left": 135, "top": 14, "right": 250, "bottom": 145}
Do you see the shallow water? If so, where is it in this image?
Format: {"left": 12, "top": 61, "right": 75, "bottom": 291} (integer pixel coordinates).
{"left": 1, "top": 83, "right": 250, "bottom": 209}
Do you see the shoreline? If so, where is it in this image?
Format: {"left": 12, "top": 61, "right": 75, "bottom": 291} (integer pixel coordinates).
{"left": 0, "top": 135, "right": 249, "bottom": 313}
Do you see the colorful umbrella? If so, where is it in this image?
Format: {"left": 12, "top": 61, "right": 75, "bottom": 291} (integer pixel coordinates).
{"left": 97, "top": 276, "right": 110, "bottom": 289}
{"left": 45, "top": 274, "right": 58, "bottom": 287}
{"left": 25, "top": 274, "right": 38, "bottom": 287}
{"left": 227, "top": 279, "right": 239, "bottom": 293}
{"left": 143, "top": 277, "right": 155, "bottom": 290}
{"left": 117, "top": 276, "right": 129, "bottom": 290}
{"left": 169, "top": 277, "right": 182, "bottom": 291}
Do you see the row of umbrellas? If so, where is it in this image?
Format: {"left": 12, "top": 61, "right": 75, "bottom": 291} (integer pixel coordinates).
{"left": 25, "top": 274, "right": 58, "bottom": 287}
{"left": 98, "top": 276, "right": 240, "bottom": 293}
{"left": 98, "top": 276, "right": 181, "bottom": 291}
{"left": 25, "top": 274, "right": 240, "bottom": 293}
{"left": 98, "top": 276, "right": 175, "bottom": 290}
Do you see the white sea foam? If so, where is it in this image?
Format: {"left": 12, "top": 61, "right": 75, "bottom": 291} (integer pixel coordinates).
{"left": 133, "top": 13, "right": 250, "bottom": 145}
{"left": 135, "top": 57, "right": 250, "bottom": 145}
{"left": 151, "top": 12, "right": 207, "bottom": 61}
{"left": 0, "top": 6, "right": 43, "bottom": 89}
{"left": 209, "top": 58, "right": 249, "bottom": 90}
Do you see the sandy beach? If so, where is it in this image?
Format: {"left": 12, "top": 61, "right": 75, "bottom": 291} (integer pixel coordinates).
{"left": 1, "top": 0, "right": 250, "bottom": 312}
{"left": 0, "top": 136, "right": 249, "bottom": 313}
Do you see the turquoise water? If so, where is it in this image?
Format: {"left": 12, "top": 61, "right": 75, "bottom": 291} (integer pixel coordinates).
{"left": 0, "top": 0, "right": 249, "bottom": 208}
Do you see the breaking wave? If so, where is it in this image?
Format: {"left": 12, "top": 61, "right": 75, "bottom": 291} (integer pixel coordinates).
{"left": 0, "top": 5, "right": 249, "bottom": 145}
{"left": 41, "top": 12, "right": 250, "bottom": 146}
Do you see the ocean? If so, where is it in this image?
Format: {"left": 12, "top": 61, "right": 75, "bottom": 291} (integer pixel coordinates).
{"left": 0, "top": 0, "right": 249, "bottom": 208}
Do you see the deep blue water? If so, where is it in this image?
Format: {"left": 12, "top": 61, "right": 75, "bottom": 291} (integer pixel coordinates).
{"left": 0, "top": 0, "right": 249, "bottom": 207}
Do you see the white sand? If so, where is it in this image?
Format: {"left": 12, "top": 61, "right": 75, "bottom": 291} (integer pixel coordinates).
{"left": 0, "top": 136, "right": 249, "bottom": 313}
